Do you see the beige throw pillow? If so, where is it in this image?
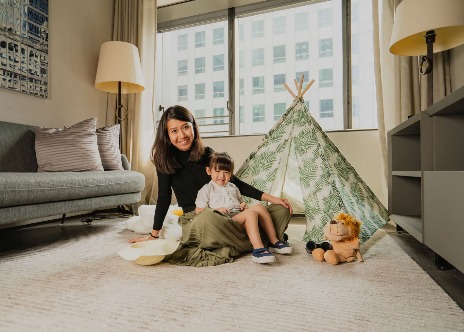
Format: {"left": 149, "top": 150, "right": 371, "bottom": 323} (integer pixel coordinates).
{"left": 35, "top": 118, "right": 104, "bottom": 172}
{"left": 96, "top": 124, "right": 124, "bottom": 171}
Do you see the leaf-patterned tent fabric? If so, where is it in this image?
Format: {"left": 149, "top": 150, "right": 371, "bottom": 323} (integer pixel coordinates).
{"left": 235, "top": 98, "right": 389, "bottom": 243}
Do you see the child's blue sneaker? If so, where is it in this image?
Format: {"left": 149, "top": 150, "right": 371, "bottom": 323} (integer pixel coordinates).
{"left": 252, "top": 248, "right": 276, "bottom": 264}
{"left": 269, "top": 240, "right": 293, "bottom": 255}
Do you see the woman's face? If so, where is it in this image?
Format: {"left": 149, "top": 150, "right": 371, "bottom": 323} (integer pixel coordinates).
{"left": 166, "top": 119, "right": 194, "bottom": 151}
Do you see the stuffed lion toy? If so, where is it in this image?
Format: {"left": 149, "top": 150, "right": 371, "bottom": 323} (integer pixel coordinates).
{"left": 310, "top": 213, "right": 364, "bottom": 265}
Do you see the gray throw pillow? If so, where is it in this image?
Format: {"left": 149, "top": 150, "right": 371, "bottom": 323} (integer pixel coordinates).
{"left": 35, "top": 118, "right": 104, "bottom": 172}
{"left": 96, "top": 124, "right": 124, "bottom": 171}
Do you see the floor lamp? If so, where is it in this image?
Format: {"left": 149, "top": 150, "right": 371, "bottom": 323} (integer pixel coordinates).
{"left": 389, "top": 0, "right": 464, "bottom": 108}
{"left": 95, "top": 41, "right": 145, "bottom": 149}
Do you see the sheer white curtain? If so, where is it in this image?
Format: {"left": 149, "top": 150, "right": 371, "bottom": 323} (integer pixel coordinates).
{"left": 113, "top": 0, "right": 157, "bottom": 204}
{"left": 372, "top": 0, "right": 451, "bottom": 200}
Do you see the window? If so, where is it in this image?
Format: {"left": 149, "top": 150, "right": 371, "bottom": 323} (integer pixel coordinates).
{"left": 178, "top": 85, "right": 187, "bottom": 101}
{"left": 213, "top": 54, "right": 224, "bottom": 71}
{"left": 252, "top": 76, "right": 264, "bottom": 94}
{"left": 177, "top": 60, "right": 187, "bottom": 75}
{"left": 195, "top": 31, "right": 205, "bottom": 47}
{"left": 274, "top": 74, "right": 285, "bottom": 92}
{"left": 319, "top": 68, "right": 333, "bottom": 88}
{"left": 195, "top": 83, "right": 205, "bottom": 99}
{"left": 214, "top": 107, "right": 225, "bottom": 124}
{"left": 318, "top": 8, "right": 332, "bottom": 28}
{"left": 213, "top": 81, "right": 224, "bottom": 97}
{"left": 253, "top": 105, "right": 265, "bottom": 122}
{"left": 295, "top": 12, "right": 308, "bottom": 31}
{"left": 273, "top": 16, "right": 285, "bottom": 35}
{"left": 252, "top": 20, "right": 264, "bottom": 38}
{"left": 319, "top": 38, "right": 333, "bottom": 57}
{"left": 295, "top": 42, "right": 308, "bottom": 60}
{"left": 252, "top": 48, "right": 264, "bottom": 66}
{"left": 320, "top": 99, "right": 333, "bottom": 118}
{"left": 196, "top": 109, "right": 206, "bottom": 125}
{"left": 156, "top": 0, "right": 377, "bottom": 136}
{"left": 177, "top": 34, "right": 187, "bottom": 50}
{"left": 213, "top": 28, "right": 224, "bottom": 44}
{"left": 195, "top": 57, "right": 205, "bottom": 74}
{"left": 274, "top": 103, "right": 286, "bottom": 121}
{"left": 273, "top": 45, "right": 286, "bottom": 63}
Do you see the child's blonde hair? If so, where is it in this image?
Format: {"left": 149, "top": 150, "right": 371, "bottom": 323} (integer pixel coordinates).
{"left": 209, "top": 152, "right": 234, "bottom": 173}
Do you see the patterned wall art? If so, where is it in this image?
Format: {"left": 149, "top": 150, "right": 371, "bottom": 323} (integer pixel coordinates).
{"left": 0, "top": 0, "right": 48, "bottom": 98}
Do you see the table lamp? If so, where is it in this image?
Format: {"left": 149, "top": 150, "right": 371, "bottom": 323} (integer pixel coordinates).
{"left": 95, "top": 41, "right": 145, "bottom": 125}
{"left": 389, "top": 0, "right": 464, "bottom": 107}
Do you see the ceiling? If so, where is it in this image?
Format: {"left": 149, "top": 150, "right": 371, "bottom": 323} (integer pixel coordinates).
{"left": 157, "top": 0, "right": 195, "bottom": 8}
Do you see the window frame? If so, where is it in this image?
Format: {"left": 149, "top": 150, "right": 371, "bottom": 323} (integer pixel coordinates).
{"left": 158, "top": 0, "right": 360, "bottom": 136}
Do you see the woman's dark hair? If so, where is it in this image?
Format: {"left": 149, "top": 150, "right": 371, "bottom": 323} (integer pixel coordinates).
{"left": 209, "top": 152, "right": 234, "bottom": 173}
{"left": 151, "top": 105, "right": 205, "bottom": 174}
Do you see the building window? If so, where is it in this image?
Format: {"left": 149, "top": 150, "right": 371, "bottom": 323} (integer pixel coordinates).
{"left": 177, "top": 60, "right": 187, "bottom": 76}
{"left": 213, "top": 54, "right": 224, "bottom": 71}
{"left": 196, "top": 109, "right": 206, "bottom": 125}
{"left": 274, "top": 103, "right": 286, "bottom": 121}
{"left": 195, "top": 57, "right": 205, "bottom": 74}
{"left": 296, "top": 71, "right": 309, "bottom": 83}
{"left": 352, "top": 64, "right": 359, "bottom": 85}
{"left": 213, "top": 81, "right": 224, "bottom": 98}
{"left": 252, "top": 76, "right": 264, "bottom": 94}
{"left": 320, "top": 99, "right": 333, "bottom": 118}
{"left": 239, "top": 106, "right": 245, "bottom": 123}
{"left": 274, "top": 74, "right": 285, "bottom": 92}
{"left": 252, "top": 48, "right": 264, "bottom": 66}
{"left": 253, "top": 104, "right": 265, "bottom": 122}
{"left": 295, "top": 12, "right": 308, "bottom": 31}
{"left": 273, "top": 16, "right": 286, "bottom": 35}
{"left": 319, "top": 38, "right": 333, "bottom": 57}
{"left": 195, "top": 83, "right": 205, "bottom": 99}
{"left": 295, "top": 42, "right": 309, "bottom": 60}
{"left": 178, "top": 85, "right": 187, "bottom": 101}
{"left": 319, "top": 68, "right": 333, "bottom": 88}
{"left": 252, "top": 20, "right": 264, "bottom": 38}
{"left": 318, "top": 8, "right": 332, "bottom": 28}
{"left": 213, "top": 28, "right": 224, "bottom": 45}
{"left": 239, "top": 78, "right": 244, "bottom": 95}
{"left": 273, "top": 45, "right": 286, "bottom": 63}
{"left": 239, "top": 50, "right": 244, "bottom": 68}
{"left": 239, "top": 23, "right": 244, "bottom": 41}
{"left": 177, "top": 34, "right": 187, "bottom": 51}
{"left": 214, "top": 107, "right": 225, "bottom": 124}
{"left": 195, "top": 31, "right": 205, "bottom": 48}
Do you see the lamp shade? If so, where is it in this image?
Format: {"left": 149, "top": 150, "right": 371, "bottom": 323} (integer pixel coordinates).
{"left": 95, "top": 41, "right": 145, "bottom": 94}
{"left": 389, "top": 0, "right": 464, "bottom": 56}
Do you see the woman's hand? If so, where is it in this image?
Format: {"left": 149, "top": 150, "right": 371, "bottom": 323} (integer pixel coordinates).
{"left": 215, "top": 207, "right": 230, "bottom": 214}
{"left": 239, "top": 202, "right": 248, "bottom": 211}
{"left": 261, "top": 193, "right": 293, "bottom": 214}
{"left": 129, "top": 230, "right": 160, "bottom": 243}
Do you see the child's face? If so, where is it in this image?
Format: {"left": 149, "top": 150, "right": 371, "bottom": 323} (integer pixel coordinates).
{"left": 206, "top": 166, "right": 231, "bottom": 187}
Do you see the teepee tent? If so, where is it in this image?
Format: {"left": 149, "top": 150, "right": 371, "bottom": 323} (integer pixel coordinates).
{"left": 236, "top": 78, "right": 388, "bottom": 243}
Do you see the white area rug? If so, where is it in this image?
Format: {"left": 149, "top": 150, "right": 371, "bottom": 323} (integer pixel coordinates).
{"left": 0, "top": 221, "right": 463, "bottom": 332}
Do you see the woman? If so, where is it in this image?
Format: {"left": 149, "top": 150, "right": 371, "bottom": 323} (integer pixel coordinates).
{"left": 130, "top": 105, "right": 292, "bottom": 266}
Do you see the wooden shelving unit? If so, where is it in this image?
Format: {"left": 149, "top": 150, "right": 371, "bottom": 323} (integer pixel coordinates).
{"left": 388, "top": 85, "right": 464, "bottom": 273}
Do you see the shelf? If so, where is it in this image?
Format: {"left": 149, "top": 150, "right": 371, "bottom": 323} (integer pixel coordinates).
{"left": 392, "top": 171, "right": 421, "bottom": 177}
{"left": 425, "top": 84, "right": 464, "bottom": 116}
{"left": 390, "top": 214, "right": 423, "bottom": 242}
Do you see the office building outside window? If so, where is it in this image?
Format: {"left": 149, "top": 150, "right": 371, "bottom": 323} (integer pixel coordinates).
{"left": 156, "top": 0, "right": 377, "bottom": 137}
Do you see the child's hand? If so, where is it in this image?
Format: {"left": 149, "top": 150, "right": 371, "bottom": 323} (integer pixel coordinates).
{"left": 239, "top": 202, "right": 247, "bottom": 211}
{"left": 215, "top": 207, "right": 229, "bottom": 214}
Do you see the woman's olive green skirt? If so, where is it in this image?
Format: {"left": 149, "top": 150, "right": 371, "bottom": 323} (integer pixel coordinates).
{"left": 165, "top": 204, "right": 290, "bottom": 267}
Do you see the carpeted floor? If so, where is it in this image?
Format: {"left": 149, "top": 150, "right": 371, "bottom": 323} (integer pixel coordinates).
{"left": 0, "top": 219, "right": 463, "bottom": 332}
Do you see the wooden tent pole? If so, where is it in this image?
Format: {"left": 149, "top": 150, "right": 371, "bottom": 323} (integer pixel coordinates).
{"left": 298, "top": 79, "right": 315, "bottom": 98}
{"left": 283, "top": 82, "right": 297, "bottom": 99}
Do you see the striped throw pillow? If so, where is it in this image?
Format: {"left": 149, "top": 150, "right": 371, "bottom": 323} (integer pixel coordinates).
{"left": 96, "top": 124, "right": 124, "bottom": 171}
{"left": 35, "top": 118, "right": 104, "bottom": 172}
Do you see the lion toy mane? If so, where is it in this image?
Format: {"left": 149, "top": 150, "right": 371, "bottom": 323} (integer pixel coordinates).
{"left": 311, "top": 213, "right": 364, "bottom": 265}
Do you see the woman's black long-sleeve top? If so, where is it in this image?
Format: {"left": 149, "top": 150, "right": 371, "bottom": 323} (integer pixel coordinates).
{"left": 153, "top": 147, "right": 263, "bottom": 230}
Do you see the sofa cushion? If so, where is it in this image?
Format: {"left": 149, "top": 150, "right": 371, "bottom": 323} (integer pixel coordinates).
{"left": 35, "top": 118, "right": 104, "bottom": 172}
{"left": 96, "top": 124, "right": 124, "bottom": 171}
{"left": 0, "top": 171, "right": 145, "bottom": 208}
{"left": 0, "top": 121, "right": 38, "bottom": 172}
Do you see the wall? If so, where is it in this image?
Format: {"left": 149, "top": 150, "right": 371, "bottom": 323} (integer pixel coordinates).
{"left": 0, "top": 0, "right": 114, "bottom": 128}
{"left": 204, "top": 129, "right": 386, "bottom": 206}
